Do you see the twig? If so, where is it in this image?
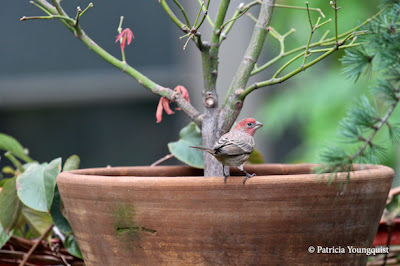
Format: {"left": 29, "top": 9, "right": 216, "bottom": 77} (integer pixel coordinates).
{"left": 159, "top": 0, "right": 190, "bottom": 34}
{"left": 274, "top": 3, "right": 325, "bottom": 18}
{"left": 20, "top": 15, "right": 75, "bottom": 24}
{"left": 197, "top": 0, "right": 214, "bottom": 27}
{"left": 74, "top": 6, "right": 81, "bottom": 27}
{"left": 195, "top": 0, "right": 211, "bottom": 31}
{"left": 29, "top": 1, "right": 52, "bottom": 16}
{"left": 150, "top": 154, "right": 174, "bottom": 167}
{"left": 249, "top": 7, "right": 384, "bottom": 76}
{"left": 79, "top": 3, "right": 93, "bottom": 18}
{"left": 173, "top": 0, "right": 191, "bottom": 28}
{"left": 220, "top": 1, "right": 261, "bottom": 44}
{"left": 27, "top": 0, "right": 203, "bottom": 128}
{"left": 251, "top": 27, "right": 295, "bottom": 75}
{"left": 19, "top": 224, "right": 54, "bottom": 266}
{"left": 330, "top": 0, "right": 340, "bottom": 45}
{"left": 223, "top": 0, "right": 275, "bottom": 107}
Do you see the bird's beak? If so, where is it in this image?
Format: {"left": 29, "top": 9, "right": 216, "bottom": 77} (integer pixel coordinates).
{"left": 255, "top": 121, "right": 263, "bottom": 130}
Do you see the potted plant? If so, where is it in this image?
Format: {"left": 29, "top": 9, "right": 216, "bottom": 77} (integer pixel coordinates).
{"left": 16, "top": 0, "right": 399, "bottom": 264}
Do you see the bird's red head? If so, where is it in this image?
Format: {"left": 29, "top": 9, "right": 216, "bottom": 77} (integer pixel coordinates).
{"left": 233, "top": 118, "right": 263, "bottom": 136}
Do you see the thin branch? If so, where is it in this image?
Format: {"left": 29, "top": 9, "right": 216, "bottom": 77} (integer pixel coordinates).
{"left": 29, "top": 1, "right": 52, "bottom": 16}
{"left": 150, "top": 154, "right": 174, "bottom": 167}
{"left": 274, "top": 3, "right": 325, "bottom": 18}
{"left": 20, "top": 15, "right": 75, "bottom": 24}
{"left": 173, "top": 0, "right": 191, "bottom": 28}
{"left": 74, "top": 6, "right": 82, "bottom": 27}
{"left": 159, "top": 0, "right": 190, "bottom": 33}
{"left": 240, "top": 40, "right": 350, "bottom": 100}
{"left": 19, "top": 224, "right": 54, "bottom": 266}
{"left": 27, "top": 0, "right": 203, "bottom": 128}
{"left": 249, "top": 8, "right": 384, "bottom": 75}
{"left": 252, "top": 27, "right": 295, "bottom": 75}
{"left": 272, "top": 51, "right": 305, "bottom": 79}
{"left": 195, "top": 0, "right": 211, "bottom": 31}
{"left": 223, "top": 0, "right": 275, "bottom": 107}
{"left": 51, "top": 0, "right": 66, "bottom": 16}
{"left": 218, "top": 6, "right": 249, "bottom": 34}
{"left": 79, "top": 2, "right": 93, "bottom": 18}
{"left": 330, "top": 0, "right": 340, "bottom": 45}
{"left": 220, "top": 1, "right": 261, "bottom": 44}
{"left": 197, "top": 0, "right": 214, "bottom": 27}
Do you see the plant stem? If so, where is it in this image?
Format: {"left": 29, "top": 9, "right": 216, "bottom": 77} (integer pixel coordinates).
{"left": 4, "top": 152, "right": 25, "bottom": 173}
{"left": 173, "top": 0, "right": 191, "bottom": 28}
{"left": 117, "top": 16, "right": 126, "bottom": 62}
{"left": 250, "top": 7, "right": 384, "bottom": 75}
{"left": 223, "top": 0, "right": 275, "bottom": 107}
{"left": 220, "top": 1, "right": 261, "bottom": 44}
{"left": 31, "top": 0, "right": 202, "bottom": 128}
{"left": 197, "top": 0, "right": 214, "bottom": 27}
{"left": 240, "top": 45, "right": 339, "bottom": 100}
{"left": 274, "top": 3, "right": 325, "bottom": 18}
{"left": 159, "top": 0, "right": 189, "bottom": 33}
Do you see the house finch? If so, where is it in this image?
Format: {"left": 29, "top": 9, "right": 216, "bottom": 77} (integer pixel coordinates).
{"left": 190, "top": 118, "right": 263, "bottom": 184}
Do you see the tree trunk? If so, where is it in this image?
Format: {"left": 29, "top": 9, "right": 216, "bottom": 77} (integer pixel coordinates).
{"left": 202, "top": 111, "right": 225, "bottom": 177}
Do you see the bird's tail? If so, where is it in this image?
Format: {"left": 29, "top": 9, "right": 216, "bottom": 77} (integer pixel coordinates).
{"left": 189, "top": 146, "right": 215, "bottom": 154}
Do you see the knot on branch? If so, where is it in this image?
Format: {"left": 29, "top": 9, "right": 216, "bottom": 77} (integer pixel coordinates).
{"left": 234, "top": 89, "right": 244, "bottom": 96}
{"left": 205, "top": 92, "right": 217, "bottom": 108}
{"left": 234, "top": 100, "right": 243, "bottom": 109}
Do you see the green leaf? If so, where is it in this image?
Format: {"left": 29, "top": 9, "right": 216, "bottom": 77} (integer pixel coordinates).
{"left": 247, "top": 149, "right": 264, "bottom": 164}
{"left": 64, "top": 234, "right": 83, "bottom": 259}
{"left": 17, "top": 158, "right": 62, "bottom": 212}
{"left": 0, "top": 177, "right": 22, "bottom": 231}
{"left": 168, "top": 122, "right": 204, "bottom": 168}
{"left": 0, "top": 133, "right": 33, "bottom": 162}
{"left": 50, "top": 185, "right": 72, "bottom": 233}
{"left": 0, "top": 224, "right": 13, "bottom": 249}
{"left": 21, "top": 206, "right": 53, "bottom": 238}
{"left": 62, "top": 155, "right": 80, "bottom": 172}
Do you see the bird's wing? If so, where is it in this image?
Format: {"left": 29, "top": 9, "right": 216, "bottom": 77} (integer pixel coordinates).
{"left": 213, "top": 131, "right": 254, "bottom": 156}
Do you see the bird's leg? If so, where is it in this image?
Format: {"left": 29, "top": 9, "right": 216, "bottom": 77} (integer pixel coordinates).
{"left": 238, "top": 165, "right": 256, "bottom": 184}
{"left": 222, "top": 165, "right": 228, "bottom": 183}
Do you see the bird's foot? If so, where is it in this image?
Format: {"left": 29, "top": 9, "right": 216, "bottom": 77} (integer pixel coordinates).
{"left": 242, "top": 173, "right": 256, "bottom": 184}
{"left": 223, "top": 174, "right": 228, "bottom": 183}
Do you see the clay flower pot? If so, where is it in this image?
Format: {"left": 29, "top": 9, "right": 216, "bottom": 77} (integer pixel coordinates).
{"left": 57, "top": 164, "right": 393, "bottom": 265}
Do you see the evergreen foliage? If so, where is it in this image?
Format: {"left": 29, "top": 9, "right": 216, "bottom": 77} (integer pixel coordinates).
{"left": 319, "top": 0, "right": 400, "bottom": 180}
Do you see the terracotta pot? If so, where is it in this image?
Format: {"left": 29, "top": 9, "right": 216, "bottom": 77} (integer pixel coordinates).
{"left": 57, "top": 164, "right": 393, "bottom": 265}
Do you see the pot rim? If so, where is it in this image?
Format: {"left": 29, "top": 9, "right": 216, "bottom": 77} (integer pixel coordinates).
{"left": 57, "top": 163, "right": 394, "bottom": 186}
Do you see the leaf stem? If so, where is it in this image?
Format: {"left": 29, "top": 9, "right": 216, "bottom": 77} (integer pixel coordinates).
{"left": 4, "top": 152, "right": 25, "bottom": 173}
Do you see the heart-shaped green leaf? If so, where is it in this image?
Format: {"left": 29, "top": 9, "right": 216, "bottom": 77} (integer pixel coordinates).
{"left": 17, "top": 158, "right": 61, "bottom": 212}
{"left": 168, "top": 122, "right": 203, "bottom": 168}
{"left": 0, "top": 177, "right": 22, "bottom": 231}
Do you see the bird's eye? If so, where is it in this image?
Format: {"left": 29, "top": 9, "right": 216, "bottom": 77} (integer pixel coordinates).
{"left": 247, "top": 122, "right": 253, "bottom": 127}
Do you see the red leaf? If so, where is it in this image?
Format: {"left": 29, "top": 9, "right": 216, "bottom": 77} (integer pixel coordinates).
{"left": 156, "top": 98, "right": 164, "bottom": 123}
{"left": 115, "top": 28, "right": 135, "bottom": 52}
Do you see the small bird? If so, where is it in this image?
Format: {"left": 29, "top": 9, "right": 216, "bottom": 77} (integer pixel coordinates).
{"left": 190, "top": 118, "right": 263, "bottom": 184}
